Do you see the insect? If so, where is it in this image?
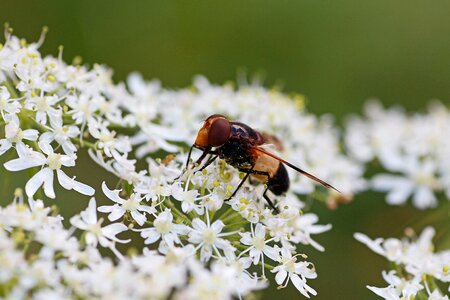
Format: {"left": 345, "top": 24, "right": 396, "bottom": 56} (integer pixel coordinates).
{"left": 184, "top": 114, "right": 339, "bottom": 212}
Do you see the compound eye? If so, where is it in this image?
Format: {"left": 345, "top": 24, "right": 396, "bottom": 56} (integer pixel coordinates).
{"left": 208, "top": 118, "right": 231, "bottom": 147}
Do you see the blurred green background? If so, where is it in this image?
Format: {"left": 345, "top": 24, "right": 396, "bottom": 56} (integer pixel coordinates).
{"left": 1, "top": 1, "right": 450, "bottom": 299}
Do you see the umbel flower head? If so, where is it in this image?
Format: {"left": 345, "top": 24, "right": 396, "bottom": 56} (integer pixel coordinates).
{"left": 355, "top": 228, "right": 450, "bottom": 299}
{"left": 0, "top": 27, "right": 355, "bottom": 299}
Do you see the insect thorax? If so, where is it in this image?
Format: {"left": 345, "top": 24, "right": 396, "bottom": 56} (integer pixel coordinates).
{"left": 217, "top": 138, "right": 254, "bottom": 170}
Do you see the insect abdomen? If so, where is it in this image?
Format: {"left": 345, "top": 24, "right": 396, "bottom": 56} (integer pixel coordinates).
{"left": 268, "top": 163, "right": 289, "bottom": 195}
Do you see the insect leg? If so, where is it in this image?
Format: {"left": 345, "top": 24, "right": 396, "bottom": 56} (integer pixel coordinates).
{"left": 263, "top": 187, "right": 279, "bottom": 213}
{"left": 237, "top": 168, "right": 279, "bottom": 213}
{"left": 224, "top": 167, "right": 255, "bottom": 201}
{"left": 239, "top": 169, "right": 270, "bottom": 176}
{"left": 225, "top": 168, "right": 270, "bottom": 201}
{"left": 184, "top": 145, "right": 195, "bottom": 169}
{"left": 196, "top": 154, "right": 219, "bottom": 173}
{"left": 176, "top": 145, "right": 210, "bottom": 180}
{"left": 194, "top": 147, "right": 211, "bottom": 165}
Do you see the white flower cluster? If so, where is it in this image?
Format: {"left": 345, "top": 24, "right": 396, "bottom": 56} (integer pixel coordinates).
{"left": 355, "top": 228, "right": 450, "bottom": 299}
{"left": 0, "top": 198, "right": 266, "bottom": 299}
{"left": 127, "top": 73, "right": 366, "bottom": 197}
{"left": 346, "top": 101, "right": 450, "bottom": 209}
{"left": 0, "top": 29, "right": 365, "bottom": 299}
{"left": 1, "top": 27, "right": 449, "bottom": 299}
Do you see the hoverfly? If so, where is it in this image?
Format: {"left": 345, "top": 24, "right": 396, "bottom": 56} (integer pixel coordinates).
{"left": 184, "top": 114, "right": 339, "bottom": 212}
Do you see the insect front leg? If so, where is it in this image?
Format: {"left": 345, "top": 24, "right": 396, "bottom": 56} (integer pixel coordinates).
{"left": 176, "top": 145, "right": 211, "bottom": 180}
{"left": 195, "top": 153, "right": 219, "bottom": 173}
{"left": 193, "top": 146, "right": 212, "bottom": 166}
{"left": 184, "top": 145, "right": 195, "bottom": 169}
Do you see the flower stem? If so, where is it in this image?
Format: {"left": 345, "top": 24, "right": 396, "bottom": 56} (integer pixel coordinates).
{"left": 165, "top": 200, "right": 192, "bottom": 226}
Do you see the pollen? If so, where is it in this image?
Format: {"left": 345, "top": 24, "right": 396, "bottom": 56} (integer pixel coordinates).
{"left": 14, "top": 188, "right": 23, "bottom": 198}
{"left": 47, "top": 153, "right": 62, "bottom": 170}
{"left": 47, "top": 74, "right": 56, "bottom": 82}
{"left": 239, "top": 198, "right": 249, "bottom": 205}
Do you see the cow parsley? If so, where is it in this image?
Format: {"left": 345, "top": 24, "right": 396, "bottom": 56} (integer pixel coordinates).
{"left": 1, "top": 26, "right": 449, "bottom": 300}
{"left": 355, "top": 227, "right": 450, "bottom": 299}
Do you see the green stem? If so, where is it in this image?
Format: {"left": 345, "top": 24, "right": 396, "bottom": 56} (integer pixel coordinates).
{"left": 224, "top": 220, "right": 248, "bottom": 229}
{"left": 232, "top": 242, "right": 247, "bottom": 250}
{"left": 71, "top": 136, "right": 96, "bottom": 150}
{"left": 425, "top": 275, "right": 442, "bottom": 295}
{"left": 259, "top": 261, "right": 275, "bottom": 271}
{"left": 221, "top": 211, "right": 242, "bottom": 224}
{"left": 216, "top": 205, "right": 236, "bottom": 221}
{"left": 165, "top": 200, "right": 191, "bottom": 226}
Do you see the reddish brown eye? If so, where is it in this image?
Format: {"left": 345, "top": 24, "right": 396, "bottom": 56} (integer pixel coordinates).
{"left": 208, "top": 118, "right": 231, "bottom": 146}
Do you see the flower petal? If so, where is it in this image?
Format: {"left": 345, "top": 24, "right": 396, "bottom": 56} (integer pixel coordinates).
{"left": 81, "top": 198, "right": 98, "bottom": 225}
{"left": 108, "top": 206, "right": 126, "bottom": 221}
{"left": 101, "top": 181, "right": 125, "bottom": 204}
{"left": 274, "top": 269, "right": 287, "bottom": 285}
{"left": 4, "top": 157, "right": 44, "bottom": 171}
{"left": 57, "top": 169, "right": 95, "bottom": 196}
{"left": 191, "top": 218, "right": 207, "bottom": 231}
{"left": 102, "top": 223, "right": 128, "bottom": 238}
{"left": 43, "top": 168, "right": 55, "bottom": 198}
{"left": 25, "top": 168, "right": 52, "bottom": 198}
{"left": 131, "top": 210, "right": 146, "bottom": 226}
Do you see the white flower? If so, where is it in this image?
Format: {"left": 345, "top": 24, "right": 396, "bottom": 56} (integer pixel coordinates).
{"left": 239, "top": 223, "right": 279, "bottom": 275}
{"left": 24, "top": 92, "right": 62, "bottom": 125}
{"left": 356, "top": 227, "right": 450, "bottom": 299}
{"left": 66, "top": 93, "right": 97, "bottom": 126}
{"left": 0, "top": 86, "right": 21, "bottom": 118}
{"left": 137, "top": 209, "right": 188, "bottom": 249}
{"left": 130, "top": 125, "right": 181, "bottom": 156}
{"left": 289, "top": 213, "right": 332, "bottom": 252}
{"left": 366, "top": 270, "right": 424, "bottom": 300}
{"left": 372, "top": 157, "right": 440, "bottom": 209}
{"left": 176, "top": 260, "right": 260, "bottom": 300}
{"left": 4, "top": 142, "right": 94, "bottom": 199}
{"left": 428, "top": 289, "right": 450, "bottom": 300}
{"left": 39, "top": 109, "right": 79, "bottom": 155}
{"left": 88, "top": 118, "right": 131, "bottom": 158}
{"left": 0, "top": 115, "right": 38, "bottom": 156}
{"left": 98, "top": 182, "right": 153, "bottom": 226}
{"left": 70, "top": 198, "right": 130, "bottom": 256}
{"left": 172, "top": 182, "right": 206, "bottom": 215}
{"left": 347, "top": 100, "right": 450, "bottom": 209}
{"left": 366, "top": 285, "right": 400, "bottom": 300}
{"left": 188, "top": 212, "right": 236, "bottom": 262}
{"left": 354, "top": 232, "right": 408, "bottom": 263}
{"left": 271, "top": 248, "right": 317, "bottom": 298}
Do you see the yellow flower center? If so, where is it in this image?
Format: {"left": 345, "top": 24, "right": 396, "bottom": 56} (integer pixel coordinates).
{"left": 202, "top": 228, "right": 216, "bottom": 245}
